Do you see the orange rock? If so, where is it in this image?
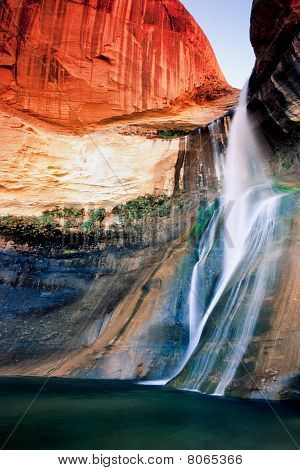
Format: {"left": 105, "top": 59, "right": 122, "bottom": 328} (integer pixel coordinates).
{"left": 0, "top": 0, "right": 230, "bottom": 126}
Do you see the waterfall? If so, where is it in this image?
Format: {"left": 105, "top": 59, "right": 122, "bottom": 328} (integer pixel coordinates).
{"left": 208, "top": 118, "right": 226, "bottom": 186}
{"left": 223, "top": 84, "right": 269, "bottom": 280}
{"left": 169, "top": 83, "right": 281, "bottom": 394}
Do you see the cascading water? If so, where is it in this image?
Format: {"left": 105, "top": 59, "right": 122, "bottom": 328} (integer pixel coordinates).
{"left": 169, "top": 82, "right": 281, "bottom": 395}
{"left": 208, "top": 118, "right": 227, "bottom": 186}
{"left": 87, "top": 81, "right": 283, "bottom": 392}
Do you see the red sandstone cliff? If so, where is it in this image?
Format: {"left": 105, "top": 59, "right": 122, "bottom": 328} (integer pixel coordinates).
{"left": 0, "top": 0, "right": 230, "bottom": 126}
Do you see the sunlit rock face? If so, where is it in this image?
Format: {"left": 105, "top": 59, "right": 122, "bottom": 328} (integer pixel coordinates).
{"left": 0, "top": 0, "right": 235, "bottom": 215}
{"left": 0, "top": 112, "right": 180, "bottom": 215}
{"left": 0, "top": 93, "right": 237, "bottom": 215}
{"left": 0, "top": 0, "right": 230, "bottom": 127}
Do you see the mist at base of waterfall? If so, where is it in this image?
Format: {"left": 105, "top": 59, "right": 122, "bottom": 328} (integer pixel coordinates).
{"left": 0, "top": 377, "right": 299, "bottom": 450}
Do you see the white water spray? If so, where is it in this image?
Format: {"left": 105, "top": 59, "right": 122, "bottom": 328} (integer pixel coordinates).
{"left": 169, "top": 83, "right": 281, "bottom": 394}
{"left": 223, "top": 84, "right": 269, "bottom": 279}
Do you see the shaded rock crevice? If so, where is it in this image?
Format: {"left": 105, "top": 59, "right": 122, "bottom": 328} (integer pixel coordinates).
{"left": 249, "top": 0, "right": 300, "bottom": 134}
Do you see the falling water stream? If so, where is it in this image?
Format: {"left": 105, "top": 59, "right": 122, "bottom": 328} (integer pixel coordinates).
{"left": 168, "top": 83, "right": 281, "bottom": 394}
{"left": 80, "top": 82, "right": 284, "bottom": 395}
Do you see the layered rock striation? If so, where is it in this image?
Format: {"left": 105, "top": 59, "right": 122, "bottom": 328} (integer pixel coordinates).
{"left": 0, "top": 0, "right": 230, "bottom": 126}
{"left": 249, "top": 0, "right": 300, "bottom": 134}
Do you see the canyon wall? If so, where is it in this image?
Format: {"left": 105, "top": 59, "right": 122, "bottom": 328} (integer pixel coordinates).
{"left": 249, "top": 0, "right": 299, "bottom": 133}
{"left": 0, "top": 116, "right": 230, "bottom": 378}
{"left": 0, "top": 0, "right": 299, "bottom": 400}
{"left": 229, "top": 0, "right": 300, "bottom": 399}
{"left": 0, "top": 220, "right": 195, "bottom": 374}
{"left": 0, "top": 110, "right": 298, "bottom": 401}
{"left": 0, "top": 93, "right": 236, "bottom": 216}
{"left": 0, "top": 0, "right": 236, "bottom": 215}
{"left": 0, "top": 0, "right": 230, "bottom": 127}
{"left": 248, "top": 0, "right": 300, "bottom": 176}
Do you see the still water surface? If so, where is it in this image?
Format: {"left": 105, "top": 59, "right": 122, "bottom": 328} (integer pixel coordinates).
{"left": 0, "top": 378, "right": 299, "bottom": 450}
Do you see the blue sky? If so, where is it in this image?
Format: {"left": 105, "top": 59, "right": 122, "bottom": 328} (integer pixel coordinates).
{"left": 181, "top": 0, "right": 255, "bottom": 89}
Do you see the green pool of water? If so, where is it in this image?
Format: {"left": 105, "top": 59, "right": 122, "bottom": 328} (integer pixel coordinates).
{"left": 0, "top": 377, "right": 299, "bottom": 450}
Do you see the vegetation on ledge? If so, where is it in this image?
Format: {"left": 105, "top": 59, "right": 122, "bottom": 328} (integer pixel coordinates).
{"left": 0, "top": 215, "right": 60, "bottom": 243}
{"left": 111, "top": 195, "right": 172, "bottom": 223}
{"left": 0, "top": 206, "right": 107, "bottom": 246}
{"left": 42, "top": 207, "right": 106, "bottom": 230}
{"left": 0, "top": 193, "right": 197, "bottom": 247}
{"left": 157, "top": 129, "right": 190, "bottom": 140}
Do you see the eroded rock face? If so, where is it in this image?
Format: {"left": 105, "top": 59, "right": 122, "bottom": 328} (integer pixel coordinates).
{"left": 249, "top": 0, "right": 300, "bottom": 133}
{"left": 0, "top": 0, "right": 229, "bottom": 126}
{"left": 0, "top": 206, "right": 199, "bottom": 376}
{"left": 0, "top": 95, "right": 236, "bottom": 216}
